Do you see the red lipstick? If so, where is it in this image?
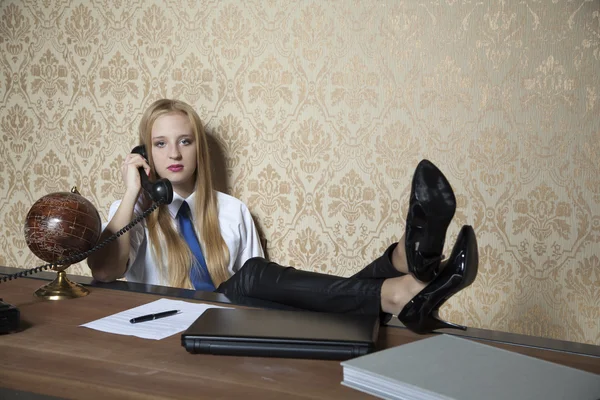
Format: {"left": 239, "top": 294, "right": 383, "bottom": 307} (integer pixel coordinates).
{"left": 168, "top": 164, "right": 183, "bottom": 172}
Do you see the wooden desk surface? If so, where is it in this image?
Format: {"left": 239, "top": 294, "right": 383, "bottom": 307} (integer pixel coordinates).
{"left": 1, "top": 277, "right": 599, "bottom": 400}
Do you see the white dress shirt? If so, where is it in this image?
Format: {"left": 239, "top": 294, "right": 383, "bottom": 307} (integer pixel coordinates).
{"left": 103, "top": 191, "right": 264, "bottom": 287}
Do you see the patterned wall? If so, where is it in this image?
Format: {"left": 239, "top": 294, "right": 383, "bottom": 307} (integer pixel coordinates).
{"left": 0, "top": 0, "right": 599, "bottom": 344}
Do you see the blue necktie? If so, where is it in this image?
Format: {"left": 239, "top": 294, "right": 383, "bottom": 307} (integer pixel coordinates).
{"left": 177, "top": 202, "right": 216, "bottom": 291}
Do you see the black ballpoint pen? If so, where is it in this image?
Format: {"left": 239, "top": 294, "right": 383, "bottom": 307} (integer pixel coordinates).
{"left": 130, "top": 310, "right": 180, "bottom": 324}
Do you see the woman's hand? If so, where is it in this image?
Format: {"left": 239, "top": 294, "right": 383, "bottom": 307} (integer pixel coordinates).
{"left": 121, "top": 153, "right": 150, "bottom": 197}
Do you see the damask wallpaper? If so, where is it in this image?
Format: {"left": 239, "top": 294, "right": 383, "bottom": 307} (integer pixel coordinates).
{"left": 0, "top": 0, "right": 598, "bottom": 344}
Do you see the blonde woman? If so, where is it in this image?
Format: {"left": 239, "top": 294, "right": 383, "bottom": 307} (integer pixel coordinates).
{"left": 88, "top": 99, "right": 479, "bottom": 335}
{"left": 88, "top": 99, "right": 263, "bottom": 291}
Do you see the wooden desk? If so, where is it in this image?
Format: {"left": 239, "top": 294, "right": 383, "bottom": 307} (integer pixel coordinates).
{"left": 1, "top": 274, "right": 599, "bottom": 400}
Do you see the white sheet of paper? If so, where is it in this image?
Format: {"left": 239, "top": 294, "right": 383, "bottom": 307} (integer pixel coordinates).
{"left": 80, "top": 298, "right": 231, "bottom": 340}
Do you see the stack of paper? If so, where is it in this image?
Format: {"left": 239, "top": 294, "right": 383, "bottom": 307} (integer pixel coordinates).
{"left": 341, "top": 334, "right": 600, "bottom": 400}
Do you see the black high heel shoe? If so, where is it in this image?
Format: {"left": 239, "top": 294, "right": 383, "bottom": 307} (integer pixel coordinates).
{"left": 398, "top": 225, "right": 478, "bottom": 334}
{"left": 405, "top": 159, "right": 457, "bottom": 282}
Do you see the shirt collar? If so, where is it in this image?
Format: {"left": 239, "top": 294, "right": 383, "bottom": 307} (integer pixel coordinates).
{"left": 167, "top": 191, "right": 197, "bottom": 219}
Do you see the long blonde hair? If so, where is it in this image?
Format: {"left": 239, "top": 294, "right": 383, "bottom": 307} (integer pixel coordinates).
{"left": 138, "top": 99, "right": 230, "bottom": 288}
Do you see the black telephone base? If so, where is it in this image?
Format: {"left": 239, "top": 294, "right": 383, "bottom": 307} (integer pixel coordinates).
{"left": 0, "top": 298, "right": 20, "bottom": 334}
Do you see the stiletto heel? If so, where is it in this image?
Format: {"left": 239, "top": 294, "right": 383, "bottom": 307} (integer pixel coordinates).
{"left": 426, "top": 309, "right": 467, "bottom": 331}
{"left": 405, "top": 159, "right": 456, "bottom": 283}
{"left": 417, "top": 315, "right": 463, "bottom": 332}
{"left": 398, "top": 225, "right": 478, "bottom": 334}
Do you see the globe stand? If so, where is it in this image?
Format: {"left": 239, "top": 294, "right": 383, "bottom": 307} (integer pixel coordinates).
{"left": 34, "top": 268, "right": 89, "bottom": 300}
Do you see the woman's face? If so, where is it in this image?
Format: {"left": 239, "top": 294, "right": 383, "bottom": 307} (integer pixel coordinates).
{"left": 151, "top": 112, "right": 198, "bottom": 197}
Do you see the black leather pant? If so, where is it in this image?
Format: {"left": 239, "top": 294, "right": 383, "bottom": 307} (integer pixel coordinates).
{"left": 216, "top": 243, "right": 405, "bottom": 317}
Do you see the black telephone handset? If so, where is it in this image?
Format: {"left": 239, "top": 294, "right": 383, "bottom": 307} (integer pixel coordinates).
{"left": 130, "top": 145, "right": 173, "bottom": 205}
{"left": 0, "top": 146, "right": 174, "bottom": 286}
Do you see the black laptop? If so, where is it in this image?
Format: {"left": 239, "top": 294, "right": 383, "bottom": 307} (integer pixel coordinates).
{"left": 181, "top": 307, "right": 380, "bottom": 360}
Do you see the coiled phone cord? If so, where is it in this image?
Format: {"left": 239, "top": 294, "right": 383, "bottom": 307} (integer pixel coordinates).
{"left": 0, "top": 202, "right": 161, "bottom": 284}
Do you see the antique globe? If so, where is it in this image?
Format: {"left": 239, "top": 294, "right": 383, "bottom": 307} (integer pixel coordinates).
{"left": 24, "top": 187, "right": 102, "bottom": 300}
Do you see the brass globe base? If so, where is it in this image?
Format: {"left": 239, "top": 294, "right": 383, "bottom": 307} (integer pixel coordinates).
{"left": 34, "top": 270, "right": 90, "bottom": 300}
